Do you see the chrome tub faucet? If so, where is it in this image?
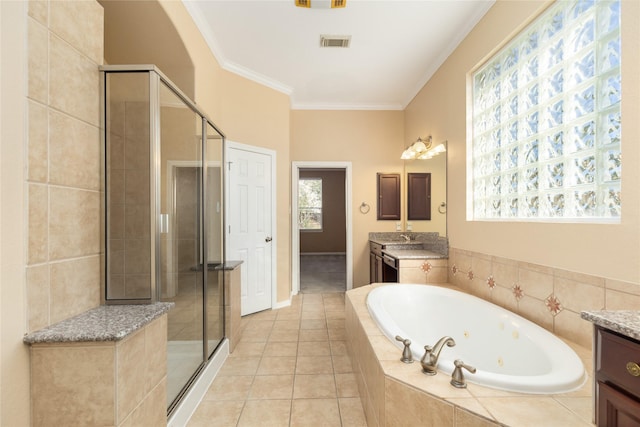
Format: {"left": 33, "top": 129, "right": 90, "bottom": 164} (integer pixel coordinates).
{"left": 420, "top": 336, "right": 456, "bottom": 375}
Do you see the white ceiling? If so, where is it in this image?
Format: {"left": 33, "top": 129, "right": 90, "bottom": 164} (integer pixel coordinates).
{"left": 183, "top": 0, "right": 495, "bottom": 110}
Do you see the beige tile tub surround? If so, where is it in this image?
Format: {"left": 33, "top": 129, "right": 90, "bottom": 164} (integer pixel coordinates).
{"left": 448, "top": 248, "right": 640, "bottom": 349}
{"left": 398, "top": 258, "right": 448, "bottom": 284}
{"left": 346, "top": 284, "right": 594, "bottom": 427}
{"left": 28, "top": 311, "right": 169, "bottom": 427}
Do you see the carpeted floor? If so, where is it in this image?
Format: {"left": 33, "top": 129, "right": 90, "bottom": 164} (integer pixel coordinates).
{"left": 299, "top": 254, "right": 346, "bottom": 294}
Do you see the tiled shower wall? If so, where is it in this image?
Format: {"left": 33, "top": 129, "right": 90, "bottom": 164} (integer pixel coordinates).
{"left": 448, "top": 247, "right": 640, "bottom": 348}
{"left": 26, "top": 0, "right": 104, "bottom": 331}
{"left": 107, "top": 96, "right": 152, "bottom": 300}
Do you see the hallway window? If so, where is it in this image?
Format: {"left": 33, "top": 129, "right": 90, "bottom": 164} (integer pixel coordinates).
{"left": 469, "top": 0, "right": 621, "bottom": 221}
{"left": 299, "top": 178, "right": 323, "bottom": 230}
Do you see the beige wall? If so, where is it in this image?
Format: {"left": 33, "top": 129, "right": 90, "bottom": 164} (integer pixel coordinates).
{"left": 291, "top": 110, "right": 405, "bottom": 287}
{"left": 405, "top": 0, "right": 640, "bottom": 286}
{"left": 1, "top": 2, "right": 30, "bottom": 425}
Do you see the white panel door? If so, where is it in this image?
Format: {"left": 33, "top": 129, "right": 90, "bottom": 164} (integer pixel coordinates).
{"left": 227, "top": 147, "right": 273, "bottom": 315}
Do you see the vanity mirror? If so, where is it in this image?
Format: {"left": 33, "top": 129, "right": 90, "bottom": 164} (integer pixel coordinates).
{"left": 403, "top": 139, "right": 447, "bottom": 236}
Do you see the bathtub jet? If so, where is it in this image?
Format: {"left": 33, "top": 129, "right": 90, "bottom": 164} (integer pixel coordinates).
{"left": 366, "top": 284, "right": 587, "bottom": 394}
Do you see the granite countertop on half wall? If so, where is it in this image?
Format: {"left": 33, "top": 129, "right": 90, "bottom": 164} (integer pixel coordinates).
{"left": 23, "top": 302, "right": 174, "bottom": 344}
{"left": 581, "top": 310, "right": 640, "bottom": 341}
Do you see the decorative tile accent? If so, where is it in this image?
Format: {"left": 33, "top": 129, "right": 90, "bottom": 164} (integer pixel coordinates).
{"left": 545, "top": 295, "right": 563, "bottom": 316}
{"left": 420, "top": 262, "right": 432, "bottom": 274}
{"left": 467, "top": 270, "right": 474, "bottom": 281}
{"left": 512, "top": 284, "right": 524, "bottom": 301}
{"left": 486, "top": 275, "right": 496, "bottom": 289}
{"left": 451, "top": 265, "right": 458, "bottom": 275}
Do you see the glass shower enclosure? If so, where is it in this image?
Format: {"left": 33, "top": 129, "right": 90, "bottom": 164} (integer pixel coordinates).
{"left": 101, "top": 65, "right": 225, "bottom": 413}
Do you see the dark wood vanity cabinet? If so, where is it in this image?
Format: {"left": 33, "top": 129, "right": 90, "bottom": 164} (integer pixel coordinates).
{"left": 595, "top": 326, "right": 640, "bottom": 426}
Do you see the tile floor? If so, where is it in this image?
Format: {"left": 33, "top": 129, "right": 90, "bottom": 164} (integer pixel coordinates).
{"left": 187, "top": 292, "right": 368, "bottom": 426}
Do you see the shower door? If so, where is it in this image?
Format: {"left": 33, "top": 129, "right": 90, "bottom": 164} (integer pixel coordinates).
{"left": 157, "top": 80, "right": 225, "bottom": 409}
{"left": 102, "top": 66, "right": 225, "bottom": 414}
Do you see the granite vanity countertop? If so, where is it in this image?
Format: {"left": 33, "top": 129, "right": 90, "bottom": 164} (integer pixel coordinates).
{"left": 23, "top": 302, "right": 174, "bottom": 344}
{"left": 382, "top": 248, "right": 447, "bottom": 259}
{"left": 581, "top": 310, "right": 640, "bottom": 341}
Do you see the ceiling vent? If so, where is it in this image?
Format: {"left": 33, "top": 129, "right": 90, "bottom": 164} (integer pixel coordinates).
{"left": 320, "top": 35, "right": 351, "bottom": 48}
{"left": 296, "top": 0, "right": 346, "bottom": 8}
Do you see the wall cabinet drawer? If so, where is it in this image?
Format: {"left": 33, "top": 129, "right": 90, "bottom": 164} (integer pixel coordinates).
{"left": 370, "top": 242, "right": 383, "bottom": 257}
{"left": 597, "top": 328, "right": 640, "bottom": 397}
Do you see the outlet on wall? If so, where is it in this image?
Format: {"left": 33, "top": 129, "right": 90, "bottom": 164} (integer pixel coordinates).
{"left": 395, "top": 222, "right": 402, "bottom": 231}
{"left": 406, "top": 222, "right": 412, "bottom": 231}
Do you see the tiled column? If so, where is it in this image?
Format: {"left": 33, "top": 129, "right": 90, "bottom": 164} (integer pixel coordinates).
{"left": 26, "top": 0, "right": 104, "bottom": 332}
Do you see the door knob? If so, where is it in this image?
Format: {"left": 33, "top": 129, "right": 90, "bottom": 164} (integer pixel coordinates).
{"left": 265, "top": 236, "right": 273, "bottom": 242}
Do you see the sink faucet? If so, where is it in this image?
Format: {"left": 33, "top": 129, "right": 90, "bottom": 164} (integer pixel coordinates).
{"left": 420, "top": 336, "right": 456, "bottom": 375}
{"left": 399, "top": 234, "right": 411, "bottom": 241}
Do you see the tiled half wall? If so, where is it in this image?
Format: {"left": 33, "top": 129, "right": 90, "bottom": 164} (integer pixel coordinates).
{"left": 448, "top": 247, "right": 640, "bottom": 349}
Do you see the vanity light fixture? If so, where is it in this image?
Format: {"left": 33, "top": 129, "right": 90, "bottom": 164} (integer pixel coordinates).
{"left": 401, "top": 136, "right": 447, "bottom": 160}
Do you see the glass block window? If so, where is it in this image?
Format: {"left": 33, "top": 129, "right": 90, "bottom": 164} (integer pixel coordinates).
{"left": 298, "top": 178, "right": 323, "bottom": 230}
{"left": 470, "top": 0, "right": 621, "bottom": 221}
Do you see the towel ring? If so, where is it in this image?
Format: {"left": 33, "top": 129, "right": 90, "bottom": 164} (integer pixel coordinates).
{"left": 360, "top": 202, "right": 370, "bottom": 214}
{"left": 438, "top": 202, "right": 447, "bottom": 214}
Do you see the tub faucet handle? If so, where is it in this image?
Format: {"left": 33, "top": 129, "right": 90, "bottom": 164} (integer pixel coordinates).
{"left": 450, "top": 359, "right": 476, "bottom": 388}
{"left": 395, "top": 335, "right": 414, "bottom": 364}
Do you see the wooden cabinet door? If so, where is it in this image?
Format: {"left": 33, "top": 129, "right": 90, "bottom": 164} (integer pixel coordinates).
{"left": 598, "top": 382, "right": 640, "bottom": 426}
{"left": 369, "top": 252, "right": 376, "bottom": 283}
{"left": 377, "top": 173, "right": 400, "bottom": 220}
{"left": 407, "top": 173, "right": 432, "bottom": 220}
{"left": 369, "top": 252, "right": 384, "bottom": 283}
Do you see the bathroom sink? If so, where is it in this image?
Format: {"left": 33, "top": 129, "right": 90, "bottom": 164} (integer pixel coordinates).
{"left": 381, "top": 242, "right": 423, "bottom": 250}
{"left": 374, "top": 240, "right": 423, "bottom": 250}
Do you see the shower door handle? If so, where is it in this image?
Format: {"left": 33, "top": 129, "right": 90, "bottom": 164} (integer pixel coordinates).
{"left": 265, "top": 236, "right": 273, "bottom": 243}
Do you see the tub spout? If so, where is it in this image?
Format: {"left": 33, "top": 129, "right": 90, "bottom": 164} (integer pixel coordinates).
{"left": 420, "top": 336, "right": 456, "bottom": 375}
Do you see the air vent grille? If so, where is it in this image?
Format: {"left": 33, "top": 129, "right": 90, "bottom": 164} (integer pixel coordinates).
{"left": 295, "top": 0, "right": 346, "bottom": 8}
{"left": 320, "top": 35, "right": 351, "bottom": 48}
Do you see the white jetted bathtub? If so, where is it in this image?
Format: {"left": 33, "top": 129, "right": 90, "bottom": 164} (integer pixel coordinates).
{"left": 366, "top": 284, "right": 587, "bottom": 394}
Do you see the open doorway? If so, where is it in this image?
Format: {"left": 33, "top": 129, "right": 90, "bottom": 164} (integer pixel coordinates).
{"left": 292, "top": 162, "right": 353, "bottom": 295}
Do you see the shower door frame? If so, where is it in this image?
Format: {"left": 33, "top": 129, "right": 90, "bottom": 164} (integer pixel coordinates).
{"left": 101, "top": 65, "right": 227, "bottom": 415}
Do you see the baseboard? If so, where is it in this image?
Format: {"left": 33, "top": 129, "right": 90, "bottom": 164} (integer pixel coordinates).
{"left": 167, "top": 339, "right": 229, "bottom": 427}
{"left": 274, "top": 298, "right": 291, "bottom": 309}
